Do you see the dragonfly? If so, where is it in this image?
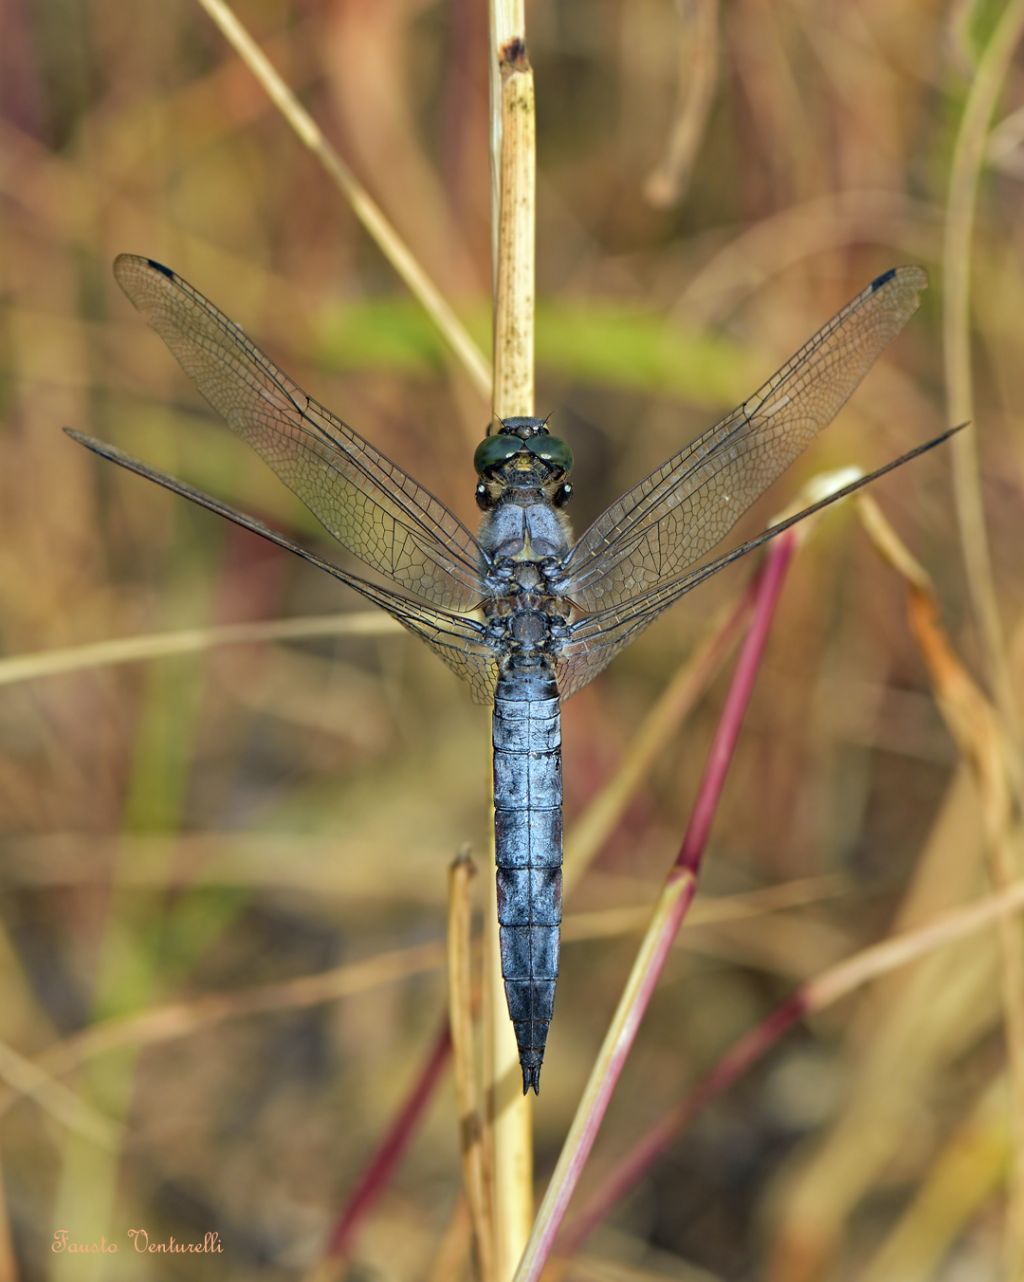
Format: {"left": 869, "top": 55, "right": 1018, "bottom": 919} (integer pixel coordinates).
{"left": 68, "top": 256, "right": 957, "bottom": 1093}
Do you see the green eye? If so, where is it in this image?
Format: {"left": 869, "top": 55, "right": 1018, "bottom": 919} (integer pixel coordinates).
{"left": 473, "top": 434, "right": 523, "bottom": 474}
{"left": 526, "top": 434, "right": 573, "bottom": 473}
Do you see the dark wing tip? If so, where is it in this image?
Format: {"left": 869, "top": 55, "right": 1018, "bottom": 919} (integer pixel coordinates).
{"left": 521, "top": 1064, "right": 541, "bottom": 1095}
{"left": 869, "top": 264, "right": 928, "bottom": 295}
{"left": 112, "top": 253, "right": 175, "bottom": 297}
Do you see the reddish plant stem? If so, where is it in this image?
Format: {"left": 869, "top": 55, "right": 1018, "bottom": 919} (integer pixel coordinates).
{"left": 325, "top": 1016, "right": 452, "bottom": 1259}
{"left": 515, "top": 533, "right": 797, "bottom": 1282}
{"left": 563, "top": 992, "right": 807, "bottom": 1253}
{"left": 674, "top": 531, "right": 796, "bottom": 878}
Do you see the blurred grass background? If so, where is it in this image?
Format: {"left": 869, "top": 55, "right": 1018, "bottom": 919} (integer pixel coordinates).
{"left": 1, "top": 1, "right": 1022, "bottom": 1279}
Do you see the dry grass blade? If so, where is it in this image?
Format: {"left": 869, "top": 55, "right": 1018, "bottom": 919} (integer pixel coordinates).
{"left": 447, "top": 851, "right": 494, "bottom": 1282}
{"left": 943, "top": 0, "right": 1024, "bottom": 737}
{"left": 859, "top": 1074, "right": 1006, "bottom": 1282}
{"left": 0, "top": 1040, "right": 117, "bottom": 1148}
{"left": 193, "top": 0, "right": 490, "bottom": 397}
{"left": 858, "top": 493, "right": 1024, "bottom": 1269}
{"left": 0, "top": 942, "right": 442, "bottom": 1121}
{"left": 644, "top": 0, "right": 719, "bottom": 208}
{"left": 0, "top": 612, "right": 398, "bottom": 686}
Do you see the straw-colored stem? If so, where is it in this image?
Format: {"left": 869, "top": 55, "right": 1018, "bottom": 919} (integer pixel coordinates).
{"left": 0, "top": 942, "right": 443, "bottom": 1121}
{"left": 942, "top": 34, "right": 1024, "bottom": 1255}
{"left": 447, "top": 853, "right": 495, "bottom": 1282}
{"left": 194, "top": 0, "right": 490, "bottom": 398}
{"left": 486, "top": 3, "right": 536, "bottom": 1279}
{"left": 0, "top": 611, "right": 397, "bottom": 686}
{"left": 860, "top": 492, "right": 1024, "bottom": 1271}
{"left": 943, "top": 0, "right": 1024, "bottom": 747}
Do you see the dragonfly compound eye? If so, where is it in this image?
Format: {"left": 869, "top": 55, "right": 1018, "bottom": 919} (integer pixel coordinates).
{"left": 473, "top": 433, "right": 523, "bottom": 475}
{"left": 525, "top": 434, "right": 573, "bottom": 475}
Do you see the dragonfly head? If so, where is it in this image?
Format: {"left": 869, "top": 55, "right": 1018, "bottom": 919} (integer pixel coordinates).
{"left": 474, "top": 417, "right": 574, "bottom": 510}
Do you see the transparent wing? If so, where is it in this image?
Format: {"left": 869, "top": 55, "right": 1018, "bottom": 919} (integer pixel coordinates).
{"left": 66, "top": 430, "right": 501, "bottom": 705}
{"left": 553, "top": 424, "right": 961, "bottom": 699}
{"left": 113, "top": 254, "right": 487, "bottom": 611}
{"left": 561, "top": 267, "right": 927, "bottom": 611}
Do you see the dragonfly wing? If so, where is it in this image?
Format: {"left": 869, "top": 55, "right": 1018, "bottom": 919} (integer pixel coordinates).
{"left": 66, "top": 429, "right": 501, "bottom": 705}
{"left": 553, "top": 424, "right": 960, "bottom": 698}
{"left": 113, "top": 255, "right": 487, "bottom": 612}
{"left": 561, "top": 267, "right": 927, "bottom": 611}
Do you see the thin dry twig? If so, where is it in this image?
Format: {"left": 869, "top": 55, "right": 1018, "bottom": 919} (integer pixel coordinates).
{"left": 644, "top": 0, "right": 720, "bottom": 208}
{"left": 194, "top": 0, "right": 490, "bottom": 397}
{"left": 943, "top": 0, "right": 1024, "bottom": 755}
{"left": 0, "top": 612, "right": 397, "bottom": 686}
{"left": 0, "top": 1039, "right": 117, "bottom": 1148}
{"left": 858, "top": 493, "right": 1024, "bottom": 1270}
{"left": 0, "top": 942, "right": 442, "bottom": 1121}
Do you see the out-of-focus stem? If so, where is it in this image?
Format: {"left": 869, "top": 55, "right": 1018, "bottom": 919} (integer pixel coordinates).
{"left": 447, "top": 853, "right": 494, "bottom": 1282}
{"left": 941, "top": 20, "right": 1024, "bottom": 1181}
{"left": 486, "top": 4, "right": 536, "bottom": 1279}
{"left": 0, "top": 612, "right": 398, "bottom": 686}
{"left": 565, "top": 875, "right": 1024, "bottom": 1255}
{"left": 943, "top": 0, "right": 1024, "bottom": 751}
{"left": 194, "top": 0, "right": 490, "bottom": 397}
{"left": 320, "top": 1019, "right": 451, "bottom": 1265}
{"left": 512, "top": 534, "right": 797, "bottom": 1282}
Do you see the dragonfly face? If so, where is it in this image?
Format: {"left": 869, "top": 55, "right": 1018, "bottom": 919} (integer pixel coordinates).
{"left": 474, "top": 417, "right": 574, "bottom": 511}
{"left": 67, "top": 256, "right": 957, "bottom": 1093}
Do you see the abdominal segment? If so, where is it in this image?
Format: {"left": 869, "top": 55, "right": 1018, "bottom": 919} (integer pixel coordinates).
{"left": 492, "top": 667, "right": 563, "bottom": 1094}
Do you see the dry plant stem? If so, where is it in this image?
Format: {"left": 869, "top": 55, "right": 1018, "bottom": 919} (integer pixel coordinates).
{"left": 942, "top": 7, "right": 1024, "bottom": 1265}
{"left": 0, "top": 941, "right": 442, "bottom": 1121}
{"left": 447, "top": 853, "right": 495, "bottom": 1282}
{"left": 858, "top": 494, "right": 1024, "bottom": 1273}
{"left": 643, "top": 0, "right": 719, "bottom": 208}
{"left": 487, "top": 3, "right": 536, "bottom": 1279}
{"left": 0, "top": 612, "right": 397, "bottom": 686}
{"left": 0, "top": 1039, "right": 116, "bottom": 1148}
{"left": 512, "top": 533, "right": 797, "bottom": 1282}
{"left": 316, "top": 1016, "right": 452, "bottom": 1272}
{"left": 860, "top": 1075, "right": 1006, "bottom": 1282}
{"left": 943, "top": 0, "right": 1024, "bottom": 749}
{"left": 194, "top": 0, "right": 490, "bottom": 398}
{"left": 490, "top": 5, "right": 535, "bottom": 416}
{"left": 565, "top": 875, "right": 1024, "bottom": 1254}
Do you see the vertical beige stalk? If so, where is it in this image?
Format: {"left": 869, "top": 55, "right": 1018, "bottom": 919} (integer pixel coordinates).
{"left": 485, "top": 2, "right": 536, "bottom": 1278}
